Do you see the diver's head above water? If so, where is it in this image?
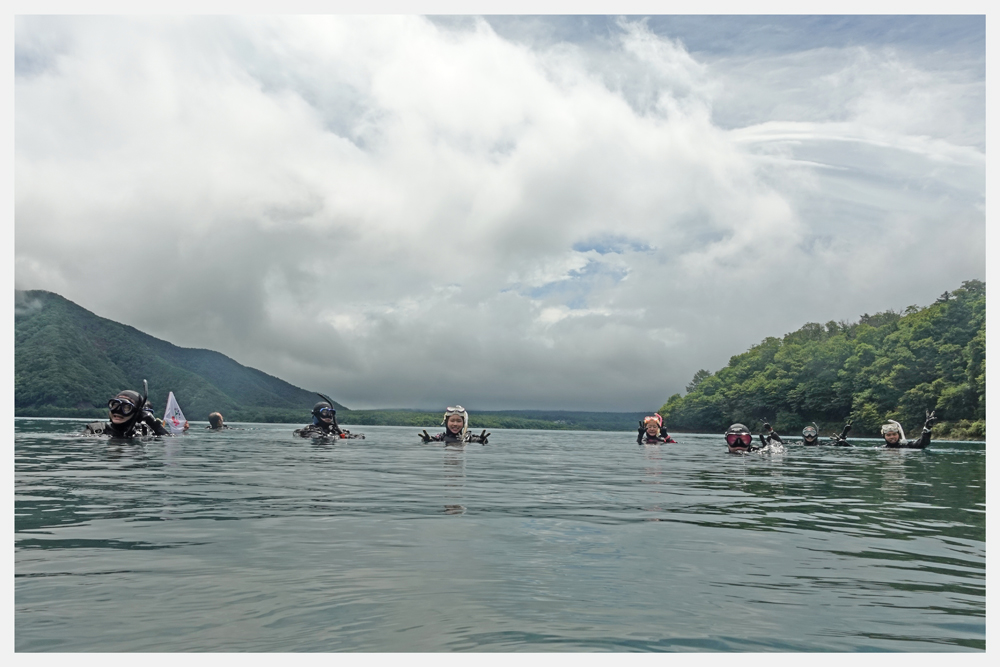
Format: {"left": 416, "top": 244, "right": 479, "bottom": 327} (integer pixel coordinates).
{"left": 725, "top": 423, "right": 752, "bottom": 451}
{"left": 802, "top": 423, "right": 818, "bottom": 443}
{"left": 108, "top": 390, "right": 143, "bottom": 428}
{"left": 443, "top": 405, "right": 469, "bottom": 439}
{"left": 881, "top": 420, "right": 904, "bottom": 445}
{"left": 312, "top": 401, "right": 336, "bottom": 425}
{"left": 644, "top": 415, "right": 662, "bottom": 437}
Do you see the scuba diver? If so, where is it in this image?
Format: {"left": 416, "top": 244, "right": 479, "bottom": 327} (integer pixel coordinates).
{"left": 637, "top": 414, "right": 676, "bottom": 444}
{"left": 798, "top": 423, "right": 821, "bottom": 446}
{"left": 724, "top": 423, "right": 762, "bottom": 453}
{"left": 882, "top": 410, "right": 936, "bottom": 449}
{"left": 790, "top": 422, "right": 852, "bottom": 446}
{"left": 419, "top": 405, "right": 490, "bottom": 444}
{"left": 293, "top": 394, "right": 365, "bottom": 439}
{"left": 83, "top": 381, "right": 169, "bottom": 438}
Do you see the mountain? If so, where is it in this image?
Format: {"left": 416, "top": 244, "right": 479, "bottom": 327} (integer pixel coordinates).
{"left": 14, "top": 290, "right": 346, "bottom": 421}
{"left": 659, "top": 280, "right": 985, "bottom": 440}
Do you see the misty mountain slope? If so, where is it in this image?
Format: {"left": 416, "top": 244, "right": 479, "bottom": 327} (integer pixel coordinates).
{"left": 14, "top": 290, "right": 346, "bottom": 419}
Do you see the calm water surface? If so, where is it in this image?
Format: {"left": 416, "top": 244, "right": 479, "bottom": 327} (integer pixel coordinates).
{"left": 15, "top": 419, "right": 985, "bottom": 652}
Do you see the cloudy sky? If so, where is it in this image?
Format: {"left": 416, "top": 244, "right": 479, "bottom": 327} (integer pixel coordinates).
{"left": 14, "top": 14, "right": 985, "bottom": 411}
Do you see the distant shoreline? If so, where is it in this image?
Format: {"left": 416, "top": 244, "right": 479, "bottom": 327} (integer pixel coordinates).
{"left": 15, "top": 415, "right": 985, "bottom": 442}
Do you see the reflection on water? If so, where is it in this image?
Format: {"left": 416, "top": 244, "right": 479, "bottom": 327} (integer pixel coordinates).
{"left": 15, "top": 419, "right": 985, "bottom": 652}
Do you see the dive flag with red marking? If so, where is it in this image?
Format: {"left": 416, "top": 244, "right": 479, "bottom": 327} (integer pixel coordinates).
{"left": 163, "top": 391, "right": 187, "bottom": 434}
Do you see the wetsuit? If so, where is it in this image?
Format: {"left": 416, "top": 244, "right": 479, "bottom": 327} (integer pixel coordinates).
{"left": 293, "top": 418, "right": 365, "bottom": 439}
{"left": 885, "top": 429, "right": 931, "bottom": 449}
{"left": 83, "top": 417, "right": 169, "bottom": 438}
{"left": 425, "top": 431, "right": 489, "bottom": 444}
{"left": 638, "top": 431, "right": 677, "bottom": 444}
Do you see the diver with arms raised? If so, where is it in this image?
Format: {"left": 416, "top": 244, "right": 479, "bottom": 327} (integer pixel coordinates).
{"left": 419, "top": 406, "right": 490, "bottom": 444}
{"left": 881, "top": 410, "right": 936, "bottom": 449}
{"left": 637, "top": 414, "right": 676, "bottom": 444}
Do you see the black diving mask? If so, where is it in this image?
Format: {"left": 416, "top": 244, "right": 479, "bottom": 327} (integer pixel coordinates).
{"left": 317, "top": 407, "right": 336, "bottom": 418}
{"left": 108, "top": 398, "right": 137, "bottom": 416}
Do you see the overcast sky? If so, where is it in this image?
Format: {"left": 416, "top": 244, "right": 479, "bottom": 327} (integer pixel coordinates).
{"left": 14, "top": 15, "right": 985, "bottom": 411}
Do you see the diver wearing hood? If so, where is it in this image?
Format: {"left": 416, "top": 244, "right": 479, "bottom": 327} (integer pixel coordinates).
{"left": 84, "top": 385, "right": 169, "bottom": 438}
{"left": 797, "top": 423, "right": 821, "bottom": 446}
{"left": 725, "top": 423, "right": 763, "bottom": 453}
{"left": 637, "top": 414, "right": 676, "bottom": 444}
{"left": 293, "top": 395, "right": 365, "bottom": 439}
{"left": 882, "top": 411, "right": 935, "bottom": 449}
{"left": 793, "top": 422, "right": 853, "bottom": 446}
{"left": 419, "top": 406, "right": 490, "bottom": 444}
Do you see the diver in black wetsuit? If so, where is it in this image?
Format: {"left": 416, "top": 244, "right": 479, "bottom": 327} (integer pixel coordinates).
{"left": 83, "top": 383, "right": 169, "bottom": 438}
{"left": 419, "top": 405, "right": 490, "bottom": 444}
{"left": 789, "top": 422, "right": 852, "bottom": 446}
{"left": 637, "top": 414, "right": 676, "bottom": 444}
{"left": 293, "top": 394, "right": 365, "bottom": 439}
{"left": 882, "top": 411, "right": 936, "bottom": 449}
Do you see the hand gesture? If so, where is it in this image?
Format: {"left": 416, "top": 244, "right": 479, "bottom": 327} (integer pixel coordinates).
{"left": 480, "top": 430, "right": 490, "bottom": 445}
{"left": 924, "top": 410, "right": 938, "bottom": 429}
{"left": 419, "top": 429, "right": 432, "bottom": 443}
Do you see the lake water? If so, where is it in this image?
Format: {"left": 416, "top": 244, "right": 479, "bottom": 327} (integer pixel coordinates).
{"left": 15, "top": 418, "right": 985, "bottom": 652}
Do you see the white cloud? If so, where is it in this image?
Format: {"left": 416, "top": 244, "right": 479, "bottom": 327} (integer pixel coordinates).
{"left": 15, "top": 16, "right": 984, "bottom": 411}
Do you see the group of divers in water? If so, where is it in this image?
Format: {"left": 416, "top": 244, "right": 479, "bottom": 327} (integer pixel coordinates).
{"left": 82, "top": 381, "right": 937, "bottom": 451}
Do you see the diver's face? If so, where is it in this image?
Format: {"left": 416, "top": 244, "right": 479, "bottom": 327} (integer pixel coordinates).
{"left": 646, "top": 424, "right": 659, "bottom": 436}
{"left": 446, "top": 415, "right": 464, "bottom": 434}
{"left": 804, "top": 434, "right": 816, "bottom": 443}
{"left": 109, "top": 395, "right": 135, "bottom": 424}
{"left": 884, "top": 431, "right": 901, "bottom": 444}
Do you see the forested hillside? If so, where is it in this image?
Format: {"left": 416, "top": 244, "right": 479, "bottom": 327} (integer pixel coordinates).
{"left": 14, "top": 290, "right": 346, "bottom": 420}
{"left": 660, "top": 280, "right": 985, "bottom": 439}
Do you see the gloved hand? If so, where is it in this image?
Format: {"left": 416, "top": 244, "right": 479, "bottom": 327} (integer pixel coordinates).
{"left": 479, "top": 430, "right": 490, "bottom": 445}
{"left": 924, "top": 410, "right": 938, "bottom": 429}
{"left": 419, "top": 429, "right": 432, "bottom": 443}
{"left": 842, "top": 422, "right": 852, "bottom": 435}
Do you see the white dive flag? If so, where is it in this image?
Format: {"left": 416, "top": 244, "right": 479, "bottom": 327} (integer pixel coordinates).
{"left": 163, "top": 391, "right": 187, "bottom": 434}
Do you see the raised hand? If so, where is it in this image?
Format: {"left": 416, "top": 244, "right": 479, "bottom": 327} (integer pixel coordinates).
{"left": 924, "top": 410, "right": 938, "bottom": 429}
{"left": 419, "top": 429, "right": 432, "bottom": 443}
{"left": 480, "top": 429, "right": 490, "bottom": 445}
